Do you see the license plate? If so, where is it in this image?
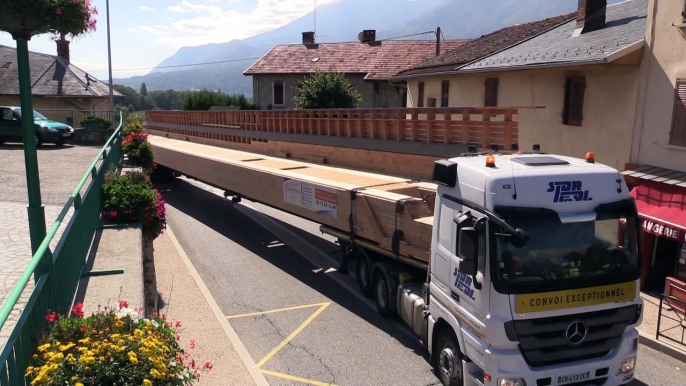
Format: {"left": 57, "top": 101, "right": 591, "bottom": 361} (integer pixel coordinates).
{"left": 557, "top": 371, "right": 590, "bottom": 384}
{"left": 62, "top": 133, "right": 71, "bottom": 137}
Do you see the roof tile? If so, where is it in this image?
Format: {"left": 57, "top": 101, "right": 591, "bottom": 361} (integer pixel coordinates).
{"left": 244, "top": 40, "right": 469, "bottom": 80}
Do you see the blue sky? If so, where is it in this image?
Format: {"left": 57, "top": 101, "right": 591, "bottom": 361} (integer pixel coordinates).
{"left": 0, "top": 0, "right": 338, "bottom": 80}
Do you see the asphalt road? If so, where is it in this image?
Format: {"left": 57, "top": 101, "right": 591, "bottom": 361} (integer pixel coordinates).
{"left": 157, "top": 176, "right": 684, "bottom": 386}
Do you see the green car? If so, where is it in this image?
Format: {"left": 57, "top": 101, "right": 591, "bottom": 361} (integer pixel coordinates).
{"left": 0, "top": 106, "right": 74, "bottom": 146}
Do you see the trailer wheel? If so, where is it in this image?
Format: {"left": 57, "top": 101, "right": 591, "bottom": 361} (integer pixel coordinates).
{"left": 373, "top": 270, "right": 394, "bottom": 318}
{"left": 434, "top": 329, "right": 463, "bottom": 386}
{"left": 356, "top": 250, "right": 373, "bottom": 297}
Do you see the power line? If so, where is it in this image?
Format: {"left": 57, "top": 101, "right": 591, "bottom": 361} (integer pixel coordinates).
{"left": 85, "top": 31, "right": 440, "bottom": 73}
{"left": 86, "top": 56, "right": 263, "bottom": 72}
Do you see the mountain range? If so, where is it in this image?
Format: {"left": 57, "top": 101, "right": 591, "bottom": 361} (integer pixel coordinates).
{"left": 113, "top": 0, "right": 620, "bottom": 96}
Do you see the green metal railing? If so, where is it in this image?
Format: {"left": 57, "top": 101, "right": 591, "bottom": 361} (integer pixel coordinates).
{"left": 0, "top": 113, "right": 123, "bottom": 385}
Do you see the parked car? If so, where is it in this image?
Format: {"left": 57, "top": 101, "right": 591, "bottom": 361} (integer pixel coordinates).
{"left": 0, "top": 106, "right": 74, "bottom": 146}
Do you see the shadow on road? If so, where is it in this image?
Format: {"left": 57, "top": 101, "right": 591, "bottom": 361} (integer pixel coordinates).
{"left": 155, "top": 177, "right": 432, "bottom": 364}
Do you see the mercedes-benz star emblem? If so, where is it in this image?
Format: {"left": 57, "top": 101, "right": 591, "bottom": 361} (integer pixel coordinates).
{"left": 565, "top": 321, "right": 587, "bottom": 345}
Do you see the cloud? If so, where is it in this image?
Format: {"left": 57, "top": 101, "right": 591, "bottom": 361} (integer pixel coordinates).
{"left": 151, "top": 0, "right": 341, "bottom": 48}
{"left": 139, "top": 5, "right": 155, "bottom": 11}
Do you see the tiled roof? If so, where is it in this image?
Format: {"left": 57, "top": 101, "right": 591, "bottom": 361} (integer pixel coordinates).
{"left": 243, "top": 40, "right": 469, "bottom": 80}
{"left": 396, "top": 12, "right": 576, "bottom": 77}
{"left": 460, "top": 0, "right": 647, "bottom": 72}
{"left": 0, "top": 44, "right": 120, "bottom": 98}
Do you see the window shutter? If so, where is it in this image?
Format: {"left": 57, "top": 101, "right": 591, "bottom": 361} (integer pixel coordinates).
{"left": 441, "top": 80, "right": 450, "bottom": 107}
{"left": 418, "top": 82, "right": 425, "bottom": 107}
{"left": 564, "top": 77, "right": 586, "bottom": 126}
{"left": 670, "top": 79, "right": 686, "bottom": 146}
{"left": 484, "top": 78, "right": 499, "bottom": 107}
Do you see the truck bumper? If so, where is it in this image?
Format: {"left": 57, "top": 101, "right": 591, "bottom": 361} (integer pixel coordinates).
{"left": 479, "top": 328, "right": 639, "bottom": 386}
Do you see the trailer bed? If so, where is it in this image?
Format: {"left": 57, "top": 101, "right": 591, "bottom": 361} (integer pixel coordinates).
{"left": 150, "top": 136, "right": 436, "bottom": 264}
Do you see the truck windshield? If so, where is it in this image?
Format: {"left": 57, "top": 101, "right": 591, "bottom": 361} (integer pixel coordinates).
{"left": 494, "top": 214, "right": 639, "bottom": 286}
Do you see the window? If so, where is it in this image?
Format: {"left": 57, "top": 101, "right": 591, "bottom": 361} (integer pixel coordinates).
{"left": 417, "top": 82, "right": 425, "bottom": 107}
{"left": 669, "top": 78, "right": 686, "bottom": 146}
{"left": 401, "top": 88, "right": 408, "bottom": 108}
{"left": 484, "top": 78, "right": 499, "bottom": 107}
{"left": 1, "top": 108, "right": 13, "bottom": 121}
{"left": 563, "top": 77, "right": 586, "bottom": 126}
{"left": 273, "top": 81, "right": 285, "bottom": 106}
{"left": 440, "top": 80, "right": 450, "bottom": 107}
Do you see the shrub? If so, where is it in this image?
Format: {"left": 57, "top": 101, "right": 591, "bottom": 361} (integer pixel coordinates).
{"left": 122, "top": 131, "right": 154, "bottom": 170}
{"left": 25, "top": 301, "right": 209, "bottom": 385}
{"left": 294, "top": 71, "right": 362, "bottom": 109}
{"left": 101, "top": 170, "right": 166, "bottom": 240}
{"left": 80, "top": 115, "right": 112, "bottom": 130}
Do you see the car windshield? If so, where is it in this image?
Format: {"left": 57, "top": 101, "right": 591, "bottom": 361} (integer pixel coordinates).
{"left": 15, "top": 110, "right": 48, "bottom": 120}
{"left": 494, "top": 214, "right": 639, "bottom": 284}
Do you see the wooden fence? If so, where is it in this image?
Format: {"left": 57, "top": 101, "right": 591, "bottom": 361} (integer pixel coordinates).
{"left": 145, "top": 107, "right": 521, "bottom": 150}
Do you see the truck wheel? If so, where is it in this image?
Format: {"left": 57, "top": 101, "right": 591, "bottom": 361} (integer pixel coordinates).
{"left": 434, "top": 329, "right": 463, "bottom": 386}
{"left": 357, "top": 250, "right": 373, "bottom": 297}
{"left": 373, "top": 270, "right": 394, "bottom": 318}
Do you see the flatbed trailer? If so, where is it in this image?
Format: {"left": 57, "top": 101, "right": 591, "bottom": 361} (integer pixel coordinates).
{"left": 150, "top": 135, "right": 436, "bottom": 269}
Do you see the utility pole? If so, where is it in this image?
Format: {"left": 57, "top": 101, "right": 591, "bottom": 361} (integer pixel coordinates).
{"left": 436, "top": 27, "right": 441, "bottom": 57}
{"left": 313, "top": 0, "right": 317, "bottom": 38}
{"left": 106, "top": 0, "right": 114, "bottom": 120}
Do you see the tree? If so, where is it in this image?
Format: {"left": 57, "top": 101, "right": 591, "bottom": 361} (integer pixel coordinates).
{"left": 140, "top": 82, "right": 148, "bottom": 96}
{"left": 181, "top": 89, "right": 257, "bottom": 111}
{"left": 294, "top": 71, "right": 362, "bottom": 109}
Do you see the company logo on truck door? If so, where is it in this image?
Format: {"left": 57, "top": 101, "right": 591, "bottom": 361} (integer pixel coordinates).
{"left": 547, "top": 181, "right": 593, "bottom": 203}
{"left": 453, "top": 268, "right": 476, "bottom": 300}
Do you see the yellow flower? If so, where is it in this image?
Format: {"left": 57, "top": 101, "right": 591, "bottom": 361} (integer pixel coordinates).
{"left": 71, "top": 376, "right": 78, "bottom": 381}
{"left": 110, "top": 334, "right": 121, "bottom": 340}
{"left": 99, "top": 356, "right": 105, "bottom": 362}
{"left": 143, "top": 380, "right": 152, "bottom": 386}
{"left": 114, "top": 320, "right": 125, "bottom": 329}
{"left": 78, "top": 337, "right": 90, "bottom": 345}
{"left": 67, "top": 354, "right": 76, "bottom": 363}
{"left": 32, "top": 354, "right": 38, "bottom": 360}
{"left": 134, "top": 329, "right": 144, "bottom": 338}
{"left": 37, "top": 344, "right": 50, "bottom": 352}
{"left": 75, "top": 383, "right": 84, "bottom": 386}
{"left": 24, "top": 366, "right": 34, "bottom": 377}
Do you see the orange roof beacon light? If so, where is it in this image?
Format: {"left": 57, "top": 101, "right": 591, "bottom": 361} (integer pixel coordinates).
{"left": 585, "top": 152, "right": 596, "bottom": 163}
{"left": 486, "top": 155, "right": 496, "bottom": 168}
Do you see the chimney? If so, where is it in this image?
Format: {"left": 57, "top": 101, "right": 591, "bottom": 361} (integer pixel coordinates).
{"left": 358, "top": 30, "right": 376, "bottom": 43}
{"left": 57, "top": 36, "right": 70, "bottom": 63}
{"left": 575, "top": 0, "right": 607, "bottom": 34}
{"left": 302, "top": 31, "right": 315, "bottom": 45}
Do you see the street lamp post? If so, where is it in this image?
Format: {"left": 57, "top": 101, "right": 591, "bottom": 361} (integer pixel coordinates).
{"left": 106, "top": 0, "right": 114, "bottom": 120}
{"left": 14, "top": 35, "right": 48, "bottom": 280}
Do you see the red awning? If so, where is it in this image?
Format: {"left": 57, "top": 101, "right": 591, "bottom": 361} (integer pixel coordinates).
{"left": 630, "top": 180, "right": 686, "bottom": 243}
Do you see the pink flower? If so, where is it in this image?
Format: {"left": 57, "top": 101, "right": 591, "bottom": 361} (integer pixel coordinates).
{"left": 203, "top": 361, "right": 213, "bottom": 370}
{"left": 190, "top": 340, "right": 195, "bottom": 350}
{"left": 56, "top": 7, "right": 63, "bottom": 17}
{"left": 175, "top": 321, "right": 182, "bottom": 328}
{"left": 71, "top": 303, "right": 84, "bottom": 318}
{"left": 45, "top": 311, "right": 57, "bottom": 323}
{"left": 118, "top": 299, "right": 129, "bottom": 309}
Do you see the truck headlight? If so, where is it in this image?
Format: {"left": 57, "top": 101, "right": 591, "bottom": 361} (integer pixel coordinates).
{"left": 498, "top": 378, "right": 526, "bottom": 386}
{"left": 617, "top": 356, "right": 636, "bottom": 375}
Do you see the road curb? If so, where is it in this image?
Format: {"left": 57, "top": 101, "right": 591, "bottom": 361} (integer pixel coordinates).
{"left": 638, "top": 330, "right": 686, "bottom": 363}
{"left": 166, "top": 225, "right": 270, "bottom": 386}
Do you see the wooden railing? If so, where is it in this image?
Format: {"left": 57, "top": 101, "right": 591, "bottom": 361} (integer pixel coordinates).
{"left": 145, "top": 107, "right": 521, "bottom": 149}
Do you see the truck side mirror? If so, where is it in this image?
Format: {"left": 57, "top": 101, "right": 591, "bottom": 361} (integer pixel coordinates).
{"left": 458, "top": 227, "right": 478, "bottom": 277}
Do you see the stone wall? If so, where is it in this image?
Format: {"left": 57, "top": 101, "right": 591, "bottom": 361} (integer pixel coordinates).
{"left": 251, "top": 74, "right": 406, "bottom": 110}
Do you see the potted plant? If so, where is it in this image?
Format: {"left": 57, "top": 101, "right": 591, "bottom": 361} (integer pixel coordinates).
{"left": 0, "top": 0, "right": 97, "bottom": 40}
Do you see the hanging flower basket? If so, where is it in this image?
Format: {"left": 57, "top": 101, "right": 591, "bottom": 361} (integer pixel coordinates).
{"left": 0, "top": 0, "right": 97, "bottom": 40}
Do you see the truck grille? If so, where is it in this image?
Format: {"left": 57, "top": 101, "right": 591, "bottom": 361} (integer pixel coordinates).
{"left": 506, "top": 306, "right": 637, "bottom": 367}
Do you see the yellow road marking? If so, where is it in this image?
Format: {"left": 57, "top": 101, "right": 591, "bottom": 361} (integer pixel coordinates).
{"left": 256, "top": 302, "right": 330, "bottom": 368}
{"left": 226, "top": 302, "right": 330, "bottom": 320}
{"left": 260, "top": 369, "right": 337, "bottom": 386}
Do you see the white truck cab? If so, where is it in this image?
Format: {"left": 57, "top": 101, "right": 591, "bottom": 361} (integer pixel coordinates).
{"left": 426, "top": 151, "right": 643, "bottom": 386}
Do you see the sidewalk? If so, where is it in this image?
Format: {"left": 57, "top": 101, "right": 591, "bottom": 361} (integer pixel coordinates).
{"left": 0, "top": 202, "right": 72, "bottom": 349}
{"left": 155, "top": 226, "right": 269, "bottom": 386}
{"left": 638, "top": 292, "right": 686, "bottom": 363}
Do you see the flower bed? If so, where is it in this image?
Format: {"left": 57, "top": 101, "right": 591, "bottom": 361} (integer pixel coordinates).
{"left": 122, "top": 122, "right": 155, "bottom": 170}
{"left": 101, "top": 170, "right": 166, "bottom": 241}
{"left": 25, "top": 301, "right": 210, "bottom": 385}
